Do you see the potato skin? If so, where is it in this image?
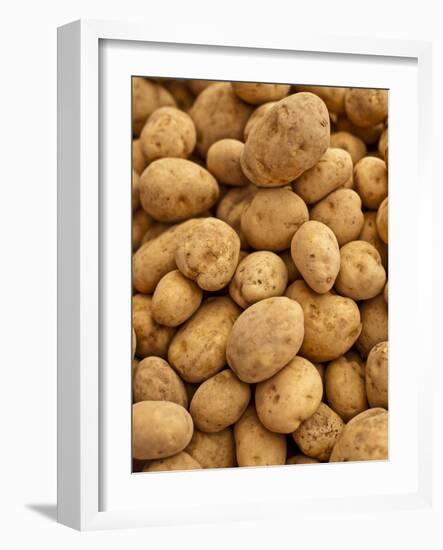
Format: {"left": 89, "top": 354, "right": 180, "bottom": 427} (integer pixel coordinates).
{"left": 356, "top": 294, "right": 388, "bottom": 357}
{"left": 336, "top": 116, "right": 384, "bottom": 145}
{"left": 376, "top": 197, "right": 388, "bottom": 244}
{"left": 279, "top": 249, "right": 300, "bottom": 283}
{"left": 358, "top": 211, "right": 388, "bottom": 269}
{"left": 255, "top": 356, "right": 323, "bottom": 433}
{"left": 227, "top": 297, "right": 304, "bottom": 383}
{"left": 241, "top": 92, "right": 330, "bottom": 187}
{"left": 234, "top": 405, "right": 287, "bottom": 467}
{"left": 216, "top": 185, "right": 257, "bottom": 248}
{"left": 132, "top": 170, "right": 141, "bottom": 211}
{"left": 186, "top": 428, "right": 236, "bottom": 469}
{"left": 330, "top": 131, "right": 366, "bottom": 164}
{"left": 354, "top": 157, "right": 388, "bottom": 209}
{"left": 285, "top": 280, "right": 361, "bottom": 362}
{"left": 132, "top": 401, "right": 194, "bottom": 460}
{"left": 366, "top": 341, "right": 388, "bottom": 408}
{"left": 143, "top": 451, "right": 202, "bottom": 472}
{"left": 232, "top": 82, "right": 290, "bottom": 105}
{"left": 243, "top": 102, "right": 277, "bottom": 141}
{"left": 132, "top": 77, "right": 176, "bottom": 135}
{"left": 132, "top": 209, "right": 153, "bottom": 250}
{"left": 133, "top": 139, "right": 147, "bottom": 174}
{"left": 132, "top": 295, "right": 175, "bottom": 358}
{"left": 287, "top": 454, "right": 320, "bottom": 465}
{"left": 207, "top": 139, "right": 250, "bottom": 186}
{"left": 291, "top": 220, "right": 340, "bottom": 294}
{"left": 378, "top": 128, "right": 388, "bottom": 161}
{"left": 293, "top": 85, "right": 346, "bottom": 114}
{"left": 345, "top": 88, "right": 388, "bottom": 128}
{"left": 168, "top": 297, "right": 241, "bottom": 383}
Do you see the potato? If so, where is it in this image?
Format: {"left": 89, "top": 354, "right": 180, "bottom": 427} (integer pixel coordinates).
{"left": 227, "top": 297, "right": 304, "bottom": 383}
{"left": 255, "top": 356, "right": 323, "bottom": 433}
{"left": 344, "top": 88, "right": 388, "bottom": 128}
{"left": 329, "top": 131, "right": 366, "bottom": 164}
{"left": 376, "top": 197, "right": 388, "bottom": 244}
{"left": 234, "top": 405, "right": 287, "bottom": 467}
{"left": 133, "top": 356, "right": 188, "bottom": 407}
{"left": 152, "top": 270, "right": 202, "bottom": 327}
{"left": 141, "top": 222, "right": 172, "bottom": 245}
{"left": 189, "top": 83, "right": 253, "bottom": 156}
{"left": 241, "top": 92, "right": 330, "bottom": 187}
{"left": 243, "top": 101, "right": 278, "bottom": 141}
{"left": 336, "top": 115, "right": 384, "bottom": 145}
{"left": 190, "top": 370, "right": 251, "bottom": 432}
{"left": 292, "top": 148, "right": 353, "bottom": 204}
{"left": 293, "top": 85, "right": 346, "bottom": 114}
{"left": 143, "top": 451, "right": 202, "bottom": 472}
{"left": 232, "top": 82, "right": 290, "bottom": 105}
{"left": 132, "top": 294, "right": 175, "bottom": 358}
{"left": 378, "top": 128, "right": 388, "bottom": 162}
{"left": 168, "top": 297, "right": 241, "bottom": 383}
{"left": 132, "top": 209, "right": 153, "bottom": 250}
{"left": 287, "top": 454, "right": 320, "bottom": 465}
{"left": 132, "top": 77, "right": 176, "bottom": 136}
{"left": 384, "top": 282, "right": 388, "bottom": 303}
{"left": 356, "top": 294, "right": 388, "bottom": 357}
{"left": 132, "top": 358, "right": 140, "bottom": 378}
{"left": 139, "top": 107, "right": 196, "bottom": 162}
{"left": 132, "top": 170, "right": 141, "bottom": 211}
{"left": 186, "top": 428, "right": 236, "bottom": 469}
{"left": 187, "top": 79, "right": 218, "bottom": 96}
{"left": 291, "top": 220, "right": 340, "bottom": 294}
{"left": 133, "top": 139, "right": 147, "bottom": 174}
{"left": 216, "top": 185, "right": 257, "bottom": 248}
{"left": 139, "top": 159, "right": 219, "bottom": 223}
{"left": 292, "top": 403, "right": 345, "bottom": 461}
{"left": 354, "top": 157, "right": 388, "bottom": 209}
{"left": 279, "top": 249, "right": 300, "bottom": 283}
{"left": 207, "top": 139, "right": 250, "bottom": 186}
{"left": 329, "top": 408, "right": 388, "bottom": 462}
{"left": 132, "top": 328, "right": 136, "bottom": 359}
{"left": 241, "top": 188, "right": 309, "bottom": 251}
{"left": 310, "top": 189, "right": 364, "bottom": 246}
{"left": 132, "top": 401, "right": 193, "bottom": 460}
{"left": 163, "top": 80, "right": 195, "bottom": 111}
{"left": 358, "top": 211, "right": 388, "bottom": 268}
{"left": 366, "top": 341, "right": 388, "bottom": 408}
{"left": 229, "top": 251, "right": 288, "bottom": 308}
{"left": 285, "top": 280, "right": 361, "bottom": 362}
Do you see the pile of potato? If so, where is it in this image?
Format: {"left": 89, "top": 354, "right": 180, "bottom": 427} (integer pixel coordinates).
{"left": 131, "top": 78, "right": 389, "bottom": 472}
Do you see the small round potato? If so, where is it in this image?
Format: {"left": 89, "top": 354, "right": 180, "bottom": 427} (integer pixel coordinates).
{"left": 215, "top": 185, "right": 257, "bottom": 248}
{"left": 354, "top": 157, "right": 388, "bottom": 209}
{"left": 290, "top": 220, "right": 340, "bottom": 294}
{"left": 190, "top": 370, "right": 251, "bottom": 432}
{"left": 366, "top": 341, "right": 388, "bottom": 409}
{"left": 243, "top": 101, "right": 278, "bottom": 141}
{"left": 279, "top": 249, "right": 300, "bottom": 283}
{"left": 356, "top": 294, "right": 388, "bottom": 357}
{"left": 132, "top": 170, "right": 141, "bottom": 211}
{"left": 152, "top": 270, "right": 203, "bottom": 327}
{"left": 207, "top": 139, "right": 250, "bottom": 186}
{"left": 175, "top": 218, "right": 240, "bottom": 291}
{"left": 287, "top": 455, "right": 320, "bottom": 465}
{"left": 255, "top": 356, "right": 323, "bottom": 433}
{"left": 293, "top": 85, "right": 346, "bottom": 114}
{"left": 143, "top": 451, "right": 202, "bottom": 472}
{"left": 132, "top": 77, "right": 176, "bottom": 136}
{"left": 132, "top": 295, "right": 175, "bottom": 358}
{"left": 227, "top": 297, "right": 304, "bottom": 383}
{"left": 336, "top": 115, "right": 385, "bottom": 145}
{"left": 376, "top": 197, "right": 388, "bottom": 244}
{"left": 344, "top": 88, "right": 388, "bottom": 128}
{"left": 232, "top": 82, "right": 291, "bottom": 105}
{"left": 133, "top": 139, "right": 147, "bottom": 174}
{"left": 358, "top": 211, "right": 388, "bottom": 268}
{"left": 186, "top": 428, "right": 236, "bottom": 469}
{"left": 132, "top": 209, "right": 153, "bottom": 250}
{"left": 132, "top": 400, "right": 194, "bottom": 460}
{"left": 329, "top": 131, "right": 366, "bottom": 164}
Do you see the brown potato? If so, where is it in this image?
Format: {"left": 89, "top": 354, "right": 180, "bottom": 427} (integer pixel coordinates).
{"left": 378, "top": 128, "right": 388, "bottom": 162}
{"left": 287, "top": 454, "right": 320, "bottom": 465}
{"left": 376, "top": 197, "right": 388, "bottom": 244}
{"left": 232, "top": 82, "right": 290, "bottom": 105}
{"left": 358, "top": 211, "right": 388, "bottom": 269}
{"left": 356, "top": 294, "right": 388, "bottom": 357}
{"left": 207, "top": 139, "right": 250, "bottom": 186}
{"left": 143, "top": 451, "right": 201, "bottom": 472}
{"left": 187, "top": 79, "right": 219, "bottom": 96}
{"left": 215, "top": 185, "right": 257, "bottom": 248}
{"left": 366, "top": 341, "right": 388, "bottom": 408}
{"left": 329, "top": 131, "right": 366, "bottom": 164}
{"left": 141, "top": 222, "right": 172, "bottom": 245}
{"left": 132, "top": 294, "right": 175, "bottom": 358}
{"left": 186, "top": 428, "right": 236, "bottom": 469}
{"left": 354, "top": 157, "right": 388, "bottom": 209}
{"left": 132, "top": 209, "right": 153, "bottom": 251}
{"left": 336, "top": 115, "right": 384, "bottom": 145}
{"left": 384, "top": 281, "right": 388, "bottom": 303}
{"left": 132, "top": 169, "right": 141, "bottom": 211}
{"left": 243, "top": 101, "right": 278, "bottom": 141}
{"left": 133, "top": 139, "right": 147, "bottom": 174}
{"left": 132, "top": 77, "right": 176, "bottom": 136}
{"left": 163, "top": 80, "right": 195, "bottom": 111}
{"left": 344, "top": 88, "right": 388, "bottom": 128}
{"left": 279, "top": 249, "right": 300, "bottom": 283}
{"left": 293, "top": 85, "right": 346, "bottom": 114}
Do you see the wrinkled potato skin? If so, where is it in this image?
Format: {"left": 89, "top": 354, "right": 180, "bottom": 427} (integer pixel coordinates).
{"left": 291, "top": 221, "right": 340, "bottom": 294}
{"left": 227, "top": 297, "right": 304, "bottom": 383}
{"left": 366, "top": 341, "right": 388, "bottom": 408}
{"left": 243, "top": 102, "right": 277, "bottom": 141}
{"left": 345, "top": 88, "right": 388, "bottom": 128}
{"left": 207, "top": 139, "right": 250, "bottom": 186}
{"left": 285, "top": 280, "right": 362, "bottom": 362}
{"left": 358, "top": 211, "right": 388, "bottom": 268}
{"left": 132, "top": 295, "right": 175, "bottom": 358}
{"left": 376, "top": 197, "right": 388, "bottom": 244}
{"left": 287, "top": 454, "right": 320, "bottom": 465}
{"left": 132, "top": 401, "right": 194, "bottom": 460}
{"left": 168, "top": 297, "right": 241, "bottom": 383}
{"left": 241, "top": 92, "right": 330, "bottom": 187}
{"left": 232, "top": 82, "right": 291, "bottom": 105}
{"left": 132, "top": 209, "right": 153, "bottom": 250}
{"left": 143, "top": 451, "right": 201, "bottom": 472}
{"left": 357, "top": 294, "right": 388, "bottom": 357}
{"left": 186, "top": 428, "right": 236, "bottom": 469}
{"left": 336, "top": 116, "right": 384, "bottom": 145}
{"left": 215, "top": 185, "right": 257, "bottom": 248}
{"left": 354, "top": 157, "right": 388, "bottom": 209}
{"left": 293, "top": 85, "right": 346, "bottom": 114}
{"left": 133, "top": 139, "right": 147, "bottom": 174}
{"left": 330, "top": 131, "right": 366, "bottom": 164}
{"left": 132, "top": 77, "right": 176, "bottom": 136}
{"left": 256, "top": 356, "right": 323, "bottom": 433}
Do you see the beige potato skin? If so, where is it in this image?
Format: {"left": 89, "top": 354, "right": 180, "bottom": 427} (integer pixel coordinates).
{"left": 132, "top": 77, "right": 176, "bottom": 136}
{"left": 376, "top": 197, "right": 388, "bottom": 244}
{"left": 186, "top": 428, "right": 236, "bottom": 469}
{"left": 356, "top": 294, "right": 388, "bottom": 357}
{"left": 330, "top": 131, "right": 366, "bottom": 164}
{"left": 143, "top": 451, "right": 202, "bottom": 472}
{"left": 279, "top": 249, "right": 300, "bottom": 283}
{"left": 329, "top": 408, "right": 388, "bottom": 462}
{"left": 292, "top": 148, "right": 353, "bottom": 205}
{"left": 255, "top": 356, "right": 323, "bottom": 433}
{"left": 354, "top": 157, "right": 388, "bottom": 209}
{"left": 175, "top": 218, "right": 240, "bottom": 291}
{"left": 336, "top": 115, "right": 384, "bottom": 145}
{"left": 132, "top": 170, "right": 141, "bottom": 211}
{"left": 187, "top": 79, "right": 218, "bottom": 96}
{"left": 227, "top": 297, "right": 305, "bottom": 383}
{"left": 291, "top": 220, "right": 340, "bottom": 294}
{"left": 345, "top": 88, "right": 388, "bottom": 128}
{"left": 285, "top": 280, "right": 362, "bottom": 362}
{"left": 384, "top": 282, "right": 388, "bottom": 303}
{"left": 241, "top": 92, "right": 330, "bottom": 187}
{"left": 232, "top": 82, "right": 291, "bottom": 105}
{"left": 190, "top": 370, "right": 251, "bottom": 432}
{"left": 215, "top": 185, "right": 257, "bottom": 249}
{"left": 152, "top": 270, "right": 202, "bottom": 327}
{"left": 140, "top": 159, "right": 219, "bottom": 223}
{"left": 234, "top": 405, "right": 287, "bottom": 467}
{"left": 133, "top": 139, "right": 147, "bottom": 174}
{"left": 132, "top": 209, "right": 153, "bottom": 251}
{"left": 241, "top": 188, "right": 309, "bottom": 251}
{"left": 132, "top": 295, "right": 175, "bottom": 358}
{"left": 358, "top": 211, "right": 388, "bottom": 269}
{"left": 292, "top": 403, "right": 345, "bottom": 461}
{"left": 168, "top": 297, "right": 241, "bottom": 383}
{"left": 163, "top": 79, "right": 195, "bottom": 111}
{"left": 366, "top": 341, "right": 388, "bottom": 408}
{"left": 207, "top": 139, "right": 250, "bottom": 186}
{"left": 293, "top": 85, "right": 346, "bottom": 114}
{"left": 378, "top": 128, "right": 388, "bottom": 162}
{"left": 132, "top": 401, "right": 194, "bottom": 460}
{"left": 243, "top": 102, "right": 278, "bottom": 141}
{"left": 287, "top": 455, "right": 320, "bottom": 465}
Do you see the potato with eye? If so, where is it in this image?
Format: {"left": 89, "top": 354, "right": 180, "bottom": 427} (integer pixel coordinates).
{"left": 227, "top": 297, "right": 304, "bottom": 383}
{"left": 310, "top": 189, "right": 364, "bottom": 246}
{"left": 290, "top": 220, "right": 340, "bottom": 294}
{"left": 186, "top": 428, "right": 236, "bottom": 469}
{"left": 357, "top": 293, "right": 388, "bottom": 357}
{"left": 293, "top": 85, "right": 346, "bottom": 114}
{"left": 376, "top": 197, "right": 388, "bottom": 244}
{"left": 241, "top": 92, "right": 330, "bottom": 187}
{"left": 287, "top": 455, "right": 320, "bottom": 465}
{"left": 132, "top": 209, "right": 154, "bottom": 251}
{"left": 358, "top": 211, "right": 388, "bottom": 269}
{"left": 190, "top": 370, "right": 251, "bottom": 432}
{"left": 175, "top": 218, "right": 240, "bottom": 291}
{"left": 207, "top": 139, "right": 250, "bottom": 186}
{"left": 279, "top": 249, "right": 300, "bottom": 283}
{"left": 330, "top": 131, "right": 366, "bottom": 164}
{"left": 132, "top": 295, "right": 175, "bottom": 358}
{"left": 241, "top": 188, "right": 309, "bottom": 251}
{"left": 243, "top": 101, "right": 278, "bottom": 141}
{"left": 344, "top": 88, "right": 388, "bottom": 128}
{"left": 336, "top": 115, "right": 385, "bottom": 145}
{"left": 255, "top": 356, "right": 323, "bottom": 433}
{"left": 354, "top": 157, "right": 388, "bottom": 209}
{"left": 216, "top": 185, "right": 257, "bottom": 249}
{"left": 232, "top": 82, "right": 291, "bottom": 105}
{"left": 366, "top": 341, "right": 388, "bottom": 409}
{"left": 143, "top": 451, "right": 202, "bottom": 472}
{"left": 229, "top": 251, "right": 288, "bottom": 308}
{"left": 292, "top": 148, "right": 353, "bottom": 205}
{"left": 335, "top": 241, "right": 386, "bottom": 301}
{"left": 133, "top": 139, "right": 147, "bottom": 174}
{"left": 132, "top": 77, "right": 176, "bottom": 136}
{"left": 285, "top": 280, "right": 362, "bottom": 362}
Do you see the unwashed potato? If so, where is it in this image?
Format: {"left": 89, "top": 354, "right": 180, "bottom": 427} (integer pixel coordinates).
{"left": 287, "top": 455, "right": 320, "bottom": 465}
{"left": 207, "top": 139, "right": 250, "bottom": 186}
{"left": 215, "top": 185, "right": 257, "bottom": 248}
{"left": 279, "top": 249, "right": 300, "bottom": 283}
{"left": 358, "top": 211, "right": 388, "bottom": 269}
{"left": 243, "top": 101, "right": 277, "bottom": 141}
{"left": 132, "top": 170, "right": 141, "bottom": 211}
{"left": 366, "top": 341, "right": 388, "bottom": 409}
{"left": 133, "top": 139, "right": 147, "bottom": 174}
{"left": 186, "top": 428, "right": 237, "bottom": 469}
{"left": 241, "top": 92, "right": 330, "bottom": 187}
{"left": 285, "top": 280, "right": 362, "bottom": 362}
{"left": 143, "top": 451, "right": 201, "bottom": 472}
{"left": 255, "top": 356, "right": 323, "bottom": 433}
{"left": 290, "top": 220, "right": 340, "bottom": 294}
{"left": 384, "top": 282, "right": 388, "bottom": 303}
{"left": 132, "top": 295, "right": 175, "bottom": 358}
{"left": 141, "top": 221, "right": 172, "bottom": 245}
{"left": 293, "top": 85, "right": 346, "bottom": 114}
{"left": 378, "top": 128, "right": 388, "bottom": 162}
{"left": 163, "top": 79, "right": 195, "bottom": 111}
{"left": 329, "top": 131, "right": 366, "bottom": 164}
{"left": 132, "top": 77, "right": 176, "bottom": 136}
{"left": 356, "top": 294, "right": 388, "bottom": 357}
{"left": 354, "top": 157, "right": 388, "bottom": 209}
{"left": 132, "top": 400, "right": 193, "bottom": 460}
{"left": 187, "top": 79, "right": 219, "bottom": 96}
{"left": 190, "top": 370, "right": 251, "bottom": 432}
{"left": 232, "top": 82, "right": 291, "bottom": 105}
{"left": 132, "top": 209, "right": 153, "bottom": 250}
{"left": 168, "top": 297, "right": 241, "bottom": 383}
{"left": 336, "top": 115, "right": 384, "bottom": 145}
{"left": 227, "top": 297, "right": 304, "bottom": 383}
{"left": 376, "top": 197, "right": 389, "bottom": 244}
{"left": 344, "top": 88, "right": 388, "bottom": 128}
{"left": 234, "top": 405, "right": 287, "bottom": 467}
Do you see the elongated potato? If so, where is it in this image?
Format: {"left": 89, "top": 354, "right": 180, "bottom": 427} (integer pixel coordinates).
{"left": 186, "top": 428, "right": 236, "bottom": 469}
{"left": 366, "top": 341, "right": 388, "bottom": 408}
{"left": 132, "top": 295, "right": 175, "bottom": 358}
{"left": 232, "top": 82, "right": 290, "bottom": 105}
{"left": 356, "top": 294, "right": 388, "bottom": 357}
{"left": 143, "top": 451, "right": 201, "bottom": 472}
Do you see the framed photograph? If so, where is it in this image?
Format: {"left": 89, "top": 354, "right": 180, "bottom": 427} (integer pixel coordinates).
{"left": 57, "top": 19, "right": 434, "bottom": 531}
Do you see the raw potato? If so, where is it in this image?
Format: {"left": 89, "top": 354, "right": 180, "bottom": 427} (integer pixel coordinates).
{"left": 287, "top": 455, "right": 320, "bottom": 465}
{"left": 227, "top": 297, "right": 304, "bottom": 383}
{"left": 336, "top": 115, "right": 384, "bottom": 145}
{"left": 132, "top": 170, "right": 140, "bottom": 211}
{"left": 290, "top": 220, "right": 340, "bottom": 294}
{"left": 132, "top": 209, "right": 153, "bottom": 250}
{"left": 186, "top": 428, "right": 236, "bottom": 469}
{"left": 132, "top": 295, "right": 175, "bottom": 358}
{"left": 190, "top": 370, "right": 251, "bottom": 432}
{"left": 216, "top": 185, "right": 257, "bottom": 248}
{"left": 163, "top": 80, "right": 195, "bottom": 111}
{"left": 243, "top": 101, "right": 277, "bottom": 141}
{"left": 152, "top": 270, "right": 202, "bottom": 327}
{"left": 354, "top": 157, "right": 388, "bottom": 209}
{"left": 234, "top": 405, "right": 287, "bottom": 467}
{"left": 241, "top": 92, "right": 330, "bottom": 187}
{"left": 187, "top": 79, "right": 218, "bottom": 96}
{"left": 376, "top": 197, "right": 389, "bottom": 244}
{"left": 133, "top": 139, "right": 147, "bottom": 174}
{"left": 143, "top": 451, "right": 202, "bottom": 472}
{"left": 285, "top": 280, "right": 361, "bottom": 362}
{"left": 356, "top": 294, "right": 388, "bottom": 357}
{"left": 255, "top": 356, "right": 323, "bottom": 433}
{"left": 232, "top": 82, "right": 291, "bottom": 105}
{"left": 207, "top": 139, "right": 250, "bottom": 186}
{"left": 279, "top": 249, "right": 300, "bottom": 283}
{"left": 358, "top": 211, "right": 388, "bottom": 269}
{"left": 132, "top": 400, "right": 194, "bottom": 460}
{"left": 175, "top": 218, "right": 240, "bottom": 291}
{"left": 168, "top": 297, "right": 241, "bottom": 383}
{"left": 330, "top": 131, "right": 366, "bottom": 164}
{"left": 293, "top": 85, "right": 345, "bottom": 114}
{"left": 384, "top": 282, "right": 388, "bottom": 303}
{"left": 366, "top": 341, "right": 388, "bottom": 408}
{"left": 345, "top": 88, "right": 388, "bottom": 128}
{"left": 378, "top": 128, "right": 388, "bottom": 161}
{"left": 132, "top": 77, "right": 176, "bottom": 136}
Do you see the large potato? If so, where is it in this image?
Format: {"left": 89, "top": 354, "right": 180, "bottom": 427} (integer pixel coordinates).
{"left": 243, "top": 101, "right": 278, "bottom": 141}
{"left": 232, "top": 82, "right": 290, "bottom": 105}
{"left": 344, "top": 88, "right": 388, "bottom": 128}
{"left": 354, "top": 157, "right": 388, "bottom": 209}
{"left": 215, "top": 185, "right": 257, "bottom": 248}
{"left": 207, "top": 139, "right": 250, "bottom": 186}
{"left": 329, "top": 131, "right": 366, "bottom": 164}
{"left": 358, "top": 211, "right": 388, "bottom": 268}
{"left": 376, "top": 197, "right": 388, "bottom": 244}
{"left": 132, "top": 295, "right": 175, "bottom": 358}
{"left": 227, "top": 297, "right": 304, "bottom": 383}
{"left": 143, "top": 451, "right": 202, "bottom": 472}
{"left": 186, "top": 428, "right": 236, "bottom": 469}
{"left": 132, "top": 77, "right": 176, "bottom": 136}
{"left": 356, "top": 294, "right": 388, "bottom": 357}
{"left": 366, "top": 341, "right": 388, "bottom": 408}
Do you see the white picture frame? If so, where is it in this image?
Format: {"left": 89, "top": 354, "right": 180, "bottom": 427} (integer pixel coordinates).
{"left": 57, "top": 19, "right": 435, "bottom": 531}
